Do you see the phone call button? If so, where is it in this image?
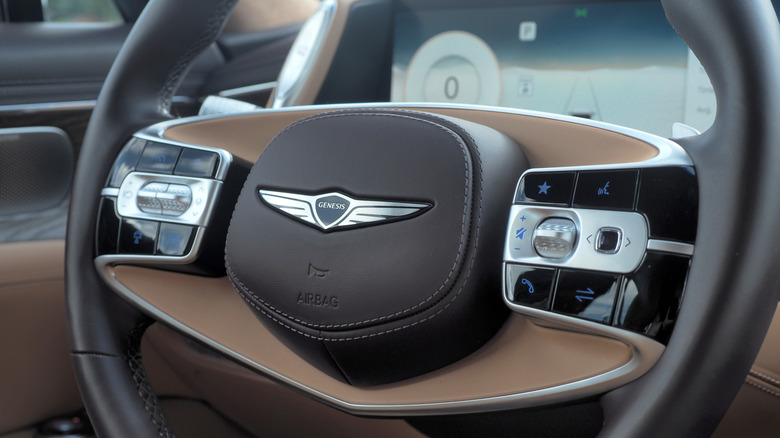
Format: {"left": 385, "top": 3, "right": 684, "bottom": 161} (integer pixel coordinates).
{"left": 505, "top": 264, "right": 556, "bottom": 310}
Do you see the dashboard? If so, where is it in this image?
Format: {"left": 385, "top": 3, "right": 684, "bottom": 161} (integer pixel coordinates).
{"left": 311, "top": 0, "right": 777, "bottom": 138}
{"left": 390, "top": 1, "right": 714, "bottom": 137}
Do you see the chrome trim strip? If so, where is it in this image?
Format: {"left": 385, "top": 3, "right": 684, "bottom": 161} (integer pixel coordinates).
{"left": 647, "top": 239, "right": 695, "bottom": 256}
{"left": 96, "top": 103, "right": 692, "bottom": 415}
{"left": 0, "top": 100, "right": 96, "bottom": 114}
{"left": 271, "top": 0, "right": 337, "bottom": 108}
{"left": 0, "top": 96, "right": 195, "bottom": 115}
{"left": 218, "top": 82, "right": 276, "bottom": 99}
{"left": 101, "top": 188, "right": 120, "bottom": 198}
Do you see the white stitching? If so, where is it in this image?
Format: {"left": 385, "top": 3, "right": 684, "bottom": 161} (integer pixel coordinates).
{"left": 226, "top": 110, "right": 476, "bottom": 329}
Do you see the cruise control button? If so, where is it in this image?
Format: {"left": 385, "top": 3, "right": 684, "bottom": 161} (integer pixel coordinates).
{"left": 553, "top": 270, "right": 620, "bottom": 324}
{"left": 595, "top": 227, "right": 622, "bottom": 254}
{"left": 174, "top": 149, "right": 219, "bottom": 178}
{"left": 157, "top": 223, "right": 195, "bottom": 256}
{"left": 573, "top": 170, "right": 638, "bottom": 210}
{"left": 505, "top": 264, "right": 556, "bottom": 310}
{"left": 118, "top": 219, "right": 159, "bottom": 254}
{"left": 516, "top": 172, "right": 575, "bottom": 205}
{"left": 136, "top": 143, "right": 181, "bottom": 174}
{"left": 533, "top": 217, "right": 577, "bottom": 259}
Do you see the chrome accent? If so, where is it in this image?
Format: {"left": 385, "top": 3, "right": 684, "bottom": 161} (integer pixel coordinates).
{"left": 672, "top": 122, "right": 701, "bottom": 139}
{"left": 595, "top": 227, "right": 623, "bottom": 254}
{"left": 0, "top": 96, "right": 194, "bottom": 115}
{"left": 271, "top": 0, "right": 337, "bottom": 108}
{"left": 532, "top": 218, "right": 578, "bottom": 259}
{"left": 116, "top": 173, "right": 220, "bottom": 227}
{"left": 647, "top": 239, "right": 695, "bottom": 256}
{"left": 506, "top": 206, "right": 648, "bottom": 274}
{"left": 259, "top": 189, "right": 430, "bottom": 230}
{"left": 101, "top": 187, "right": 120, "bottom": 197}
{"left": 217, "top": 81, "right": 276, "bottom": 99}
{"left": 199, "top": 95, "right": 260, "bottom": 116}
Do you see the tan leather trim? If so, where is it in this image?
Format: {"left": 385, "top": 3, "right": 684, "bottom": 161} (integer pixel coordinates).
{"left": 163, "top": 108, "right": 658, "bottom": 168}
{"left": 0, "top": 240, "right": 82, "bottom": 434}
{"left": 143, "top": 324, "right": 425, "bottom": 438}
{"left": 713, "top": 302, "right": 780, "bottom": 437}
{"left": 115, "top": 265, "right": 631, "bottom": 407}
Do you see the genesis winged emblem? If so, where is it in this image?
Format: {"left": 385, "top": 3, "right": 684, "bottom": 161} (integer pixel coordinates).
{"left": 259, "top": 190, "right": 431, "bottom": 231}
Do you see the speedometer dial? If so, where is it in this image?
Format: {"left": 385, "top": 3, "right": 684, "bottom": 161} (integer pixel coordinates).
{"left": 404, "top": 31, "right": 501, "bottom": 106}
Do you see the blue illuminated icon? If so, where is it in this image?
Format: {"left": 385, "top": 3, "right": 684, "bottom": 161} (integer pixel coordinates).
{"left": 575, "top": 287, "right": 595, "bottom": 302}
{"left": 520, "top": 278, "right": 535, "bottom": 294}
{"left": 168, "top": 235, "right": 181, "bottom": 247}
{"left": 520, "top": 215, "right": 527, "bottom": 222}
{"left": 516, "top": 227, "right": 527, "bottom": 239}
{"left": 538, "top": 181, "right": 551, "bottom": 195}
{"left": 153, "top": 153, "right": 167, "bottom": 163}
{"left": 193, "top": 158, "right": 202, "bottom": 167}
{"left": 132, "top": 230, "right": 143, "bottom": 245}
{"left": 597, "top": 181, "right": 610, "bottom": 196}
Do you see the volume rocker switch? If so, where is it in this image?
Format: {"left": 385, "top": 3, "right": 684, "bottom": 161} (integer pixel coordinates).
{"left": 533, "top": 218, "right": 577, "bottom": 259}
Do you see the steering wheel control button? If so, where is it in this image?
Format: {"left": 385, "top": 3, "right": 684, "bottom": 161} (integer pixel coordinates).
{"left": 158, "top": 184, "right": 193, "bottom": 216}
{"left": 174, "top": 149, "right": 219, "bottom": 178}
{"left": 573, "top": 170, "right": 638, "bottom": 210}
{"left": 156, "top": 223, "right": 194, "bottom": 256}
{"left": 118, "top": 219, "right": 159, "bottom": 254}
{"left": 595, "top": 227, "right": 622, "bottom": 254}
{"left": 533, "top": 218, "right": 577, "bottom": 259}
{"left": 617, "top": 253, "right": 690, "bottom": 343}
{"left": 136, "top": 142, "right": 181, "bottom": 174}
{"left": 553, "top": 270, "right": 620, "bottom": 324}
{"left": 637, "top": 167, "right": 698, "bottom": 243}
{"left": 505, "top": 264, "right": 555, "bottom": 310}
{"left": 136, "top": 182, "right": 168, "bottom": 214}
{"left": 108, "top": 137, "right": 145, "bottom": 188}
{"left": 516, "top": 172, "right": 575, "bottom": 205}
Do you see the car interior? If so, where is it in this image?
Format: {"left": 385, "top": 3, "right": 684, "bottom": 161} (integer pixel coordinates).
{"left": 1, "top": 0, "right": 780, "bottom": 437}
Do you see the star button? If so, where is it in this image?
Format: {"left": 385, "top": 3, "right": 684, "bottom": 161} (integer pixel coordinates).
{"left": 538, "top": 181, "right": 551, "bottom": 195}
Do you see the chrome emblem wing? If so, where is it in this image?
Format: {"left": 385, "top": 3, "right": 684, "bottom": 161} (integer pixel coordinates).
{"left": 259, "top": 190, "right": 430, "bottom": 230}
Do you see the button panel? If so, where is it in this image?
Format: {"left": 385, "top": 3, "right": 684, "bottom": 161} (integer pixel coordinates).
{"left": 505, "top": 166, "right": 697, "bottom": 343}
{"left": 505, "top": 205, "right": 647, "bottom": 274}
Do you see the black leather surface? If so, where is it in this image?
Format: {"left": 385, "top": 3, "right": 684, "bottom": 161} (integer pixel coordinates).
{"left": 600, "top": 0, "right": 780, "bottom": 437}
{"left": 66, "top": 0, "right": 238, "bottom": 436}
{"left": 226, "top": 110, "right": 527, "bottom": 385}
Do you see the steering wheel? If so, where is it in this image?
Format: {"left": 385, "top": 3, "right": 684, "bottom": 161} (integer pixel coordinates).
{"left": 65, "top": 0, "right": 780, "bottom": 436}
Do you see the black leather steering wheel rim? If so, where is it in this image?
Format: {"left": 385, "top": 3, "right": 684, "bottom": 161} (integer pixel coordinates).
{"left": 65, "top": 0, "right": 780, "bottom": 437}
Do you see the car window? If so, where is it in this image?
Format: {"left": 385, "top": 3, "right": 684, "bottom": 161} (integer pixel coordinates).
{"left": 41, "top": 0, "right": 123, "bottom": 23}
